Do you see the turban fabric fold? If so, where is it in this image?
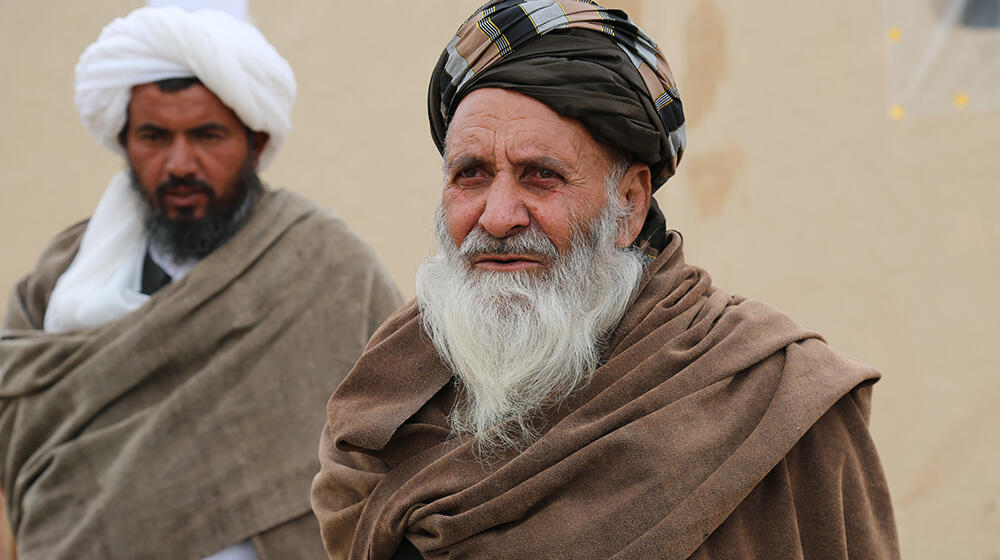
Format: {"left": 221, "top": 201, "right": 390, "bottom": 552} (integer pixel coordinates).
{"left": 429, "top": 0, "right": 686, "bottom": 189}
{"left": 75, "top": 6, "right": 296, "bottom": 170}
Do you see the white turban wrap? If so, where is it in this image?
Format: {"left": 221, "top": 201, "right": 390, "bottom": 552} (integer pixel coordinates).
{"left": 46, "top": 7, "right": 295, "bottom": 334}
{"left": 74, "top": 6, "right": 296, "bottom": 170}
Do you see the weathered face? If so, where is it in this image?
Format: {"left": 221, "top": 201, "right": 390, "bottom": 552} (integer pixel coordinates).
{"left": 124, "top": 83, "right": 264, "bottom": 221}
{"left": 443, "top": 88, "right": 640, "bottom": 274}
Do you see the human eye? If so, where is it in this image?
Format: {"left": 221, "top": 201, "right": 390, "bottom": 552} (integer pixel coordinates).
{"left": 524, "top": 167, "right": 565, "bottom": 189}
{"left": 195, "top": 129, "right": 225, "bottom": 142}
{"left": 137, "top": 129, "right": 167, "bottom": 142}
{"left": 452, "top": 166, "right": 488, "bottom": 188}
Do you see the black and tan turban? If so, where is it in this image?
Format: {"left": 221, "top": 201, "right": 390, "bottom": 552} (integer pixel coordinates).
{"left": 428, "top": 0, "right": 686, "bottom": 189}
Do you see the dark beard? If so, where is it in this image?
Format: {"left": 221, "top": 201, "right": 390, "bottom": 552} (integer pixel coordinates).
{"left": 130, "top": 163, "right": 263, "bottom": 262}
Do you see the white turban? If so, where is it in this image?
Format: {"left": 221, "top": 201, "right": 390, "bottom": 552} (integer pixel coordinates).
{"left": 74, "top": 6, "right": 296, "bottom": 170}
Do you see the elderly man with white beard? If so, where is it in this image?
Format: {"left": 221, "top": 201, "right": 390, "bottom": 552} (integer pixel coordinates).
{"left": 417, "top": 108, "right": 647, "bottom": 455}
{"left": 311, "top": 2, "right": 899, "bottom": 559}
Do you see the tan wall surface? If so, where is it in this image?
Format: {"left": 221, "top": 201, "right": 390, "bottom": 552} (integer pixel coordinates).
{"left": 1, "top": 1, "right": 998, "bottom": 558}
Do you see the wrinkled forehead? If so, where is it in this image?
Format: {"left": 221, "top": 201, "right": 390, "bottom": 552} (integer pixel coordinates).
{"left": 443, "top": 88, "right": 614, "bottom": 165}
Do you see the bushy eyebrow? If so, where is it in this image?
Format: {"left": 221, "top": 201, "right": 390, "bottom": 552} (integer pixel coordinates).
{"left": 190, "top": 123, "right": 228, "bottom": 134}
{"left": 133, "top": 122, "right": 229, "bottom": 135}
{"left": 445, "top": 154, "right": 487, "bottom": 174}
{"left": 135, "top": 123, "right": 168, "bottom": 135}
{"left": 445, "top": 154, "right": 572, "bottom": 177}
{"left": 523, "top": 156, "right": 572, "bottom": 177}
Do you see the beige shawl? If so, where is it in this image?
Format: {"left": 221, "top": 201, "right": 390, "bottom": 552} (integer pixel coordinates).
{"left": 1, "top": 189, "right": 402, "bottom": 559}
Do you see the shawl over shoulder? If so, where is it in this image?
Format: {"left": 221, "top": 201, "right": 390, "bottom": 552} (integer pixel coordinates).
{"left": 312, "top": 232, "right": 898, "bottom": 560}
{"left": 0, "top": 189, "right": 403, "bottom": 560}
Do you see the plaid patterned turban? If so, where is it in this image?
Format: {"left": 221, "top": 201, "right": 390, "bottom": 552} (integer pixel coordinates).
{"left": 428, "top": 0, "right": 686, "bottom": 189}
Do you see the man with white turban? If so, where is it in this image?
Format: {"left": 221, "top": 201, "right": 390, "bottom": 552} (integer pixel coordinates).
{"left": 0, "top": 6, "right": 401, "bottom": 560}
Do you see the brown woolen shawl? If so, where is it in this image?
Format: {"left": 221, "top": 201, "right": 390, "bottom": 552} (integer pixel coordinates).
{"left": 312, "top": 232, "right": 898, "bottom": 559}
{"left": 0, "top": 190, "right": 403, "bottom": 560}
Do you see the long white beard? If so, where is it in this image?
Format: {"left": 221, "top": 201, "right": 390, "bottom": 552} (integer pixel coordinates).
{"left": 415, "top": 196, "right": 647, "bottom": 455}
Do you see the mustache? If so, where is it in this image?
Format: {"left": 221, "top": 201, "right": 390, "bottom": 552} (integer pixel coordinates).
{"left": 458, "top": 226, "right": 559, "bottom": 262}
{"left": 154, "top": 175, "right": 216, "bottom": 199}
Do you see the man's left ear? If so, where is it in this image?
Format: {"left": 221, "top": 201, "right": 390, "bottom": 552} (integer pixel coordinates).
{"left": 250, "top": 131, "right": 270, "bottom": 167}
{"left": 616, "top": 162, "right": 652, "bottom": 247}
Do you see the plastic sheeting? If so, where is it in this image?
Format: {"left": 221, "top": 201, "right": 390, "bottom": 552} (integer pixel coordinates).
{"left": 883, "top": 0, "right": 1000, "bottom": 118}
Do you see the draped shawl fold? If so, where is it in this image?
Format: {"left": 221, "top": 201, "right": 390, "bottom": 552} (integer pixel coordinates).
{"left": 428, "top": 0, "right": 686, "bottom": 188}
{"left": 0, "top": 190, "right": 402, "bottom": 560}
{"left": 312, "top": 233, "right": 899, "bottom": 559}
{"left": 75, "top": 6, "right": 296, "bottom": 170}
{"left": 43, "top": 171, "right": 150, "bottom": 333}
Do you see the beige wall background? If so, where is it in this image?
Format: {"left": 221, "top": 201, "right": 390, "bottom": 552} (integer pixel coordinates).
{"left": 1, "top": 1, "right": 997, "bottom": 557}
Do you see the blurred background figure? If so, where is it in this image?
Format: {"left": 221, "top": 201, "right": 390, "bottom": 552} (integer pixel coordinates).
{"left": 0, "top": 2, "right": 400, "bottom": 559}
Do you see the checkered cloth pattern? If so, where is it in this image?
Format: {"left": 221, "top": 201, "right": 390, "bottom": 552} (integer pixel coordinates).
{"left": 431, "top": 0, "right": 686, "bottom": 185}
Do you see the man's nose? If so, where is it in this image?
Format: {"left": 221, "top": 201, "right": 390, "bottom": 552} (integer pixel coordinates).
{"left": 164, "top": 138, "right": 197, "bottom": 177}
{"left": 478, "top": 174, "right": 531, "bottom": 239}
